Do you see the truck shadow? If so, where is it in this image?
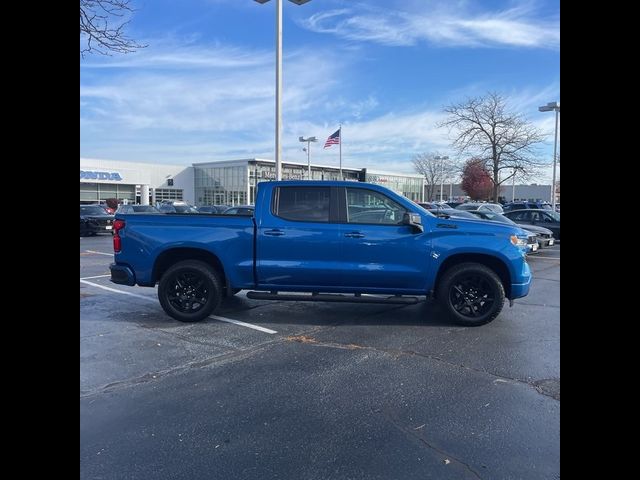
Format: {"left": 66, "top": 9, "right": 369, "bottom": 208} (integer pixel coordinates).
{"left": 217, "top": 295, "right": 458, "bottom": 328}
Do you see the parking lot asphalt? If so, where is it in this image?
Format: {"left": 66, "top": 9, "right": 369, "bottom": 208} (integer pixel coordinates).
{"left": 80, "top": 235, "right": 560, "bottom": 480}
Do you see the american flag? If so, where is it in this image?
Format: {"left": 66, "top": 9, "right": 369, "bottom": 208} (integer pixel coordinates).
{"left": 323, "top": 129, "right": 340, "bottom": 149}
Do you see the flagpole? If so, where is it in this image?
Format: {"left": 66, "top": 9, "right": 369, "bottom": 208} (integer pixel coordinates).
{"left": 339, "top": 124, "right": 342, "bottom": 180}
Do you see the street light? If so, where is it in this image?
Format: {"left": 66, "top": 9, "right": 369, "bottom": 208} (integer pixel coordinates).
{"left": 299, "top": 136, "right": 317, "bottom": 179}
{"left": 538, "top": 101, "right": 560, "bottom": 210}
{"left": 254, "top": 0, "right": 312, "bottom": 181}
{"left": 434, "top": 155, "right": 449, "bottom": 202}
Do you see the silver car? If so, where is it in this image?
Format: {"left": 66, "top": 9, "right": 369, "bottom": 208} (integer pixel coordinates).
{"left": 455, "top": 202, "right": 504, "bottom": 214}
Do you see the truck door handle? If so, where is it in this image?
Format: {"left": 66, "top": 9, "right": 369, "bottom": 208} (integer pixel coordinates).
{"left": 344, "top": 232, "right": 365, "bottom": 238}
{"left": 264, "top": 229, "right": 285, "bottom": 236}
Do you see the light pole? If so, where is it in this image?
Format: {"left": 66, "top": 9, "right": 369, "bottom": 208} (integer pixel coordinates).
{"left": 435, "top": 155, "right": 449, "bottom": 202}
{"left": 299, "top": 136, "right": 317, "bottom": 179}
{"left": 254, "top": 0, "right": 312, "bottom": 181}
{"left": 538, "top": 101, "right": 560, "bottom": 210}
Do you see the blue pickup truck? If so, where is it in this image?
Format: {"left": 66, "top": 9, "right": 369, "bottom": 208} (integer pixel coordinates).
{"left": 110, "top": 181, "right": 531, "bottom": 326}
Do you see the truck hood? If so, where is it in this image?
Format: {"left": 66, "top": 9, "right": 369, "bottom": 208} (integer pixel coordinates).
{"left": 429, "top": 215, "right": 529, "bottom": 238}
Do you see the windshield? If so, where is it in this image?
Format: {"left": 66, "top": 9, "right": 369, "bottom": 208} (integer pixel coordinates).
{"left": 545, "top": 210, "right": 560, "bottom": 221}
{"left": 81, "top": 206, "right": 108, "bottom": 215}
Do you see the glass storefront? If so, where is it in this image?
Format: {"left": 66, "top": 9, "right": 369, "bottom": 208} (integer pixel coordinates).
{"left": 154, "top": 189, "right": 184, "bottom": 202}
{"left": 192, "top": 161, "right": 424, "bottom": 206}
{"left": 80, "top": 183, "right": 136, "bottom": 204}
{"left": 246, "top": 161, "right": 361, "bottom": 205}
{"left": 365, "top": 173, "right": 423, "bottom": 202}
{"left": 195, "top": 165, "right": 248, "bottom": 206}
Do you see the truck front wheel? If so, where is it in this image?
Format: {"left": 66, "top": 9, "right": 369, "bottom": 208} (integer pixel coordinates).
{"left": 158, "top": 260, "right": 223, "bottom": 322}
{"left": 437, "top": 263, "right": 505, "bottom": 326}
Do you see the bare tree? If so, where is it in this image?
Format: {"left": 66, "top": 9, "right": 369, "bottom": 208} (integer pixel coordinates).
{"left": 80, "top": 0, "right": 147, "bottom": 57}
{"left": 439, "top": 92, "right": 547, "bottom": 202}
{"left": 412, "top": 153, "right": 458, "bottom": 201}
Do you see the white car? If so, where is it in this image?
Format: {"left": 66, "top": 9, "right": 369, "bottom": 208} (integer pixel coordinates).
{"left": 456, "top": 202, "right": 504, "bottom": 214}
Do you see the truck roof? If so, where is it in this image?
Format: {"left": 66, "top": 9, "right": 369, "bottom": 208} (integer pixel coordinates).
{"left": 263, "top": 180, "right": 365, "bottom": 187}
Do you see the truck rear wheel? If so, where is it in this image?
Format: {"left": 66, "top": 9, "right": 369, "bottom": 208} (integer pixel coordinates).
{"left": 158, "top": 260, "right": 223, "bottom": 322}
{"left": 437, "top": 263, "right": 505, "bottom": 326}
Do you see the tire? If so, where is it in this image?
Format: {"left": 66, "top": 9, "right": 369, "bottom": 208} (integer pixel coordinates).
{"left": 436, "top": 262, "right": 505, "bottom": 326}
{"left": 158, "top": 260, "right": 223, "bottom": 322}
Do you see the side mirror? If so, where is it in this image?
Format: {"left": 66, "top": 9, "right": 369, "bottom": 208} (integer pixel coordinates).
{"left": 403, "top": 212, "right": 424, "bottom": 233}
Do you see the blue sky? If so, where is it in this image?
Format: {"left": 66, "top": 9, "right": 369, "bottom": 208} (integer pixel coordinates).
{"left": 80, "top": 0, "right": 560, "bottom": 182}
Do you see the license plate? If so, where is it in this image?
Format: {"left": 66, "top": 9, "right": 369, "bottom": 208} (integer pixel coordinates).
{"left": 549, "top": 239, "right": 554, "bottom": 246}
{"left": 105, "top": 225, "right": 113, "bottom": 230}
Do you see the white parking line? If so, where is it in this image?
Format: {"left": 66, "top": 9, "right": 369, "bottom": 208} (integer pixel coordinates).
{"left": 85, "top": 250, "right": 113, "bottom": 256}
{"left": 209, "top": 315, "right": 277, "bottom": 335}
{"left": 80, "top": 279, "right": 156, "bottom": 301}
{"left": 80, "top": 274, "right": 111, "bottom": 280}
{"left": 79, "top": 279, "right": 277, "bottom": 334}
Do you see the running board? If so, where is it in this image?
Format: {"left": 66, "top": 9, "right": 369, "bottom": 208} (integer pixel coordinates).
{"left": 246, "top": 291, "right": 420, "bottom": 305}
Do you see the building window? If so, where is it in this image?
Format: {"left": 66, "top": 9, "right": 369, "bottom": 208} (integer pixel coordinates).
{"left": 155, "top": 189, "right": 184, "bottom": 202}
{"left": 80, "top": 182, "right": 136, "bottom": 203}
{"left": 194, "top": 164, "right": 248, "bottom": 206}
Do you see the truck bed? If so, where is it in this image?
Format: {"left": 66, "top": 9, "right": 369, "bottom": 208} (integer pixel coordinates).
{"left": 114, "top": 213, "right": 255, "bottom": 288}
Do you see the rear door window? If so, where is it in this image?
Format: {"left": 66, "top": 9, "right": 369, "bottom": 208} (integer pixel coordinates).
{"left": 274, "top": 187, "right": 331, "bottom": 222}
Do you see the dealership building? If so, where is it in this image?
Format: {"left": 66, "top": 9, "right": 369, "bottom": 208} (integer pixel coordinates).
{"left": 80, "top": 158, "right": 195, "bottom": 206}
{"left": 80, "top": 158, "right": 425, "bottom": 206}
{"left": 428, "top": 182, "right": 557, "bottom": 203}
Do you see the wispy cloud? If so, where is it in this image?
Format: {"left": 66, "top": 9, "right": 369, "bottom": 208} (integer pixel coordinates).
{"left": 81, "top": 38, "right": 272, "bottom": 69}
{"left": 299, "top": 2, "right": 559, "bottom": 50}
{"left": 81, "top": 41, "right": 344, "bottom": 133}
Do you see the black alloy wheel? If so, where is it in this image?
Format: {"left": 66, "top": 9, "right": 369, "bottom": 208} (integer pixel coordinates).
{"left": 449, "top": 274, "right": 496, "bottom": 318}
{"left": 437, "top": 263, "right": 505, "bottom": 326}
{"left": 167, "top": 272, "right": 209, "bottom": 314}
{"left": 158, "top": 260, "right": 223, "bottom": 322}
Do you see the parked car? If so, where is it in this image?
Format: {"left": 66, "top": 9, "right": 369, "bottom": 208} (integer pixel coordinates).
{"left": 111, "top": 181, "right": 532, "bottom": 326}
{"left": 86, "top": 204, "right": 114, "bottom": 215}
{"left": 196, "top": 205, "right": 226, "bottom": 214}
{"left": 97, "top": 202, "right": 116, "bottom": 215}
{"left": 116, "top": 205, "right": 161, "bottom": 214}
{"left": 417, "top": 202, "right": 451, "bottom": 210}
{"left": 456, "top": 202, "right": 504, "bottom": 214}
{"left": 222, "top": 205, "right": 255, "bottom": 216}
{"left": 158, "top": 202, "right": 200, "bottom": 214}
{"left": 446, "top": 201, "right": 465, "bottom": 209}
{"left": 503, "top": 209, "right": 560, "bottom": 240}
{"left": 503, "top": 201, "right": 553, "bottom": 212}
{"left": 425, "top": 208, "right": 478, "bottom": 219}
{"left": 80, "top": 205, "right": 115, "bottom": 235}
{"left": 467, "top": 210, "right": 555, "bottom": 249}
